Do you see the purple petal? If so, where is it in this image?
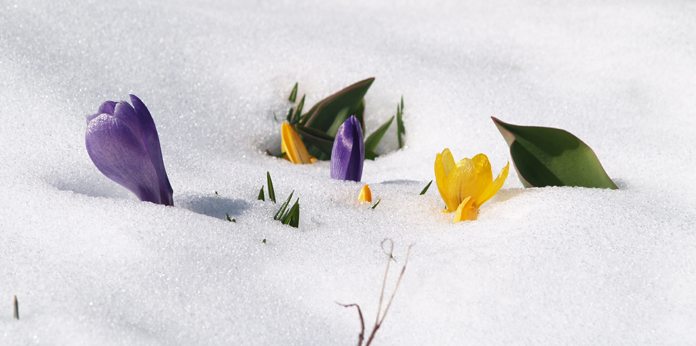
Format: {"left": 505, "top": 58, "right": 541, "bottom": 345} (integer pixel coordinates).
{"left": 98, "top": 101, "right": 117, "bottom": 116}
{"left": 86, "top": 114, "right": 165, "bottom": 204}
{"left": 330, "top": 116, "right": 364, "bottom": 182}
{"left": 86, "top": 101, "right": 118, "bottom": 123}
{"left": 129, "top": 95, "right": 174, "bottom": 206}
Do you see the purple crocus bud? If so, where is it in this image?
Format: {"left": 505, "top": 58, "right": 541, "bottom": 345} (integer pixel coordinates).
{"left": 330, "top": 115, "right": 364, "bottom": 182}
{"left": 85, "top": 95, "right": 174, "bottom": 206}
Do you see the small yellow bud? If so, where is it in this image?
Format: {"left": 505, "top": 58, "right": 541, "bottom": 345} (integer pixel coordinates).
{"left": 358, "top": 184, "right": 372, "bottom": 203}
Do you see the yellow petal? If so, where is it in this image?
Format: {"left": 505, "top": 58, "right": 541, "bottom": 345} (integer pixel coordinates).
{"left": 453, "top": 196, "right": 477, "bottom": 222}
{"left": 281, "top": 123, "right": 311, "bottom": 164}
{"left": 435, "top": 148, "right": 461, "bottom": 212}
{"left": 453, "top": 154, "right": 491, "bottom": 205}
{"left": 358, "top": 184, "right": 372, "bottom": 203}
{"left": 478, "top": 161, "right": 509, "bottom": 206}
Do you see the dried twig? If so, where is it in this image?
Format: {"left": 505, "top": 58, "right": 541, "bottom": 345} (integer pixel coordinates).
{"left": 339, "top": 239, "right": 413, "bottom": 346}
{"left": 14, "top": 295, "right": 19, "bottom": 320}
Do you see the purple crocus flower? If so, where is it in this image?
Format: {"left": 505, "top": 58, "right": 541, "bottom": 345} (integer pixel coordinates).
{"left": 85, "top": 95, "right": 174, "bottom": 206}
{"left": 330, "top": 115, "right": 364, "bottom": 182}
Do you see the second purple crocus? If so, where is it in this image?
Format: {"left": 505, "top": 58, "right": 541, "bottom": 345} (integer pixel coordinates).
{"left": 330, "top": 115, "right": 364, "bottom": 182}
{"left": 85, "top": 95, "right": 174, "bottom": 206}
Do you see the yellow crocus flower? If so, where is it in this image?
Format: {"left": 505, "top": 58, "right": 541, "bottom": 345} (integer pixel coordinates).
{"left": 358, "top": 184, "right": 372, "bottom": 203}
{"left": 434, "top": 149, "right": 509, "bottom": 222}
{"left": 281, "top": 123, "right": 314, "bottom": 164}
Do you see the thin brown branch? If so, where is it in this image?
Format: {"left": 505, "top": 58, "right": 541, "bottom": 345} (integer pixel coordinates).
{"left": 364, "top": 242, "right": 414, "bottom": 346}
{"left": 375, "top": 239, "right": 395, "bottom": 327}
{"left": 338, "top": 302, "right": 365, "bottom": 346}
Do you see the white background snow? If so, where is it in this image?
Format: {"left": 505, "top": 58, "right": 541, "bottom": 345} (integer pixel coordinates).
{"left": 2, "top": 0, "right": 696, "bottom": 344}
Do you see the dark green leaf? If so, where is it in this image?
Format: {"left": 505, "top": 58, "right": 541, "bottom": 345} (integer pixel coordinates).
{"left": 302, "top": 77, "right": 375, "bottom": 134}
{"left": 288, "top": 82, "right": 298, "bottom": 102}
{"left": 267, "top": 172, "right": 276, "bottom": 203}
{"left": 326, "top": 108, "right": 350, "bottom": 137}
{"left": 364, "top": 148, "right": 378, "bottom": 160}
{"left": 371, "top": 199, "right": 381, "bottom": 209}
{"left": 364, "top": 116, "right": 394, "bottom": 152}
{"left": 286, "top": 107, "right": 294, "bottom": 123}
{"left": 492, "top": 117, "right": 618, "bottom": 189}
{"left": 420, "top": 180, "right": 432, "bottom": 195}
{"left": 397, "top": 96, "right": 405, "bottom": 149}
{"left": 355, "top": 99, "right": 365, "bottom": 132}
{"left": 273, "top": 191, "right": 294, "bottom": 220}
{"left": 281, "top": 199, "right": 300, "bottom": 228}
{"left": 226, "top": 213, "right": 232, "bottom": 222}
{"left": 262, "top": 238, "right": 267, "bottom": 244}
{"left": 265, "top": 150, "right": 286, "bottom": 158}
{"left": 291, "top": 95, "right": 306, "bottom": 124}
{"left": 295, "top": 125, "right": 335, "bottom": 159}
{"left": 258, "top": 186, "right": 265, "bottom": 201}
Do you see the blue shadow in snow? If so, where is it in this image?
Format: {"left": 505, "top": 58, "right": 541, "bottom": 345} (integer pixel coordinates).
{"left": 177, "top": 195, "right": 251, "bottom": 221}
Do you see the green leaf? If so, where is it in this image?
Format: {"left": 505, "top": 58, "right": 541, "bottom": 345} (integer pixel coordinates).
{"left": 267, "top": 172, "right": 276, "bottom": 203}
{"left": 273, "top": 191, "right": 294, "bottom": 220}
{"left": 492, "top": 117, "right": 618, "bottom": 189}
{"left": 420, "top": 180, "right": 432, "bottom": 195}
{"left": 286, "top": 107, "right": 294, "bottom": 123}
{"left": 295, "top": 125, "right": 335, "bottom": 158}
{"left": 258, "top": 186, "right": 265, "bottom": 201}
{"left": 301, "top": 77, "right": 375, "bottom": 133}
{"left": 371, "top": 199, "right": 381, "bottom": 209}
{"left": 364, "top": 116, "right": 394, "bottom": 152}
{"left": 288, "top": 82, "right": 298, "bottom": 102}
{"left": 265, "top": 150, "right": 286, "bottom": 158}
{"left": 325, "top": 108, "right": 350, "bottom": 137}
{"left": 364, "top": 148, "right": 378, "bottom": 160}
{"left": 355, "top": 99, "right": 365, "bottom": 132}
{"left": 397, "top": 96, "right": 405, "bottom": 149}
{"left": 281, "top": 199, "right": 300, "bottom": 227}
{"left": 226, "top": 213, "right": 232, "bottom": 222}
{"left": 291, "top": 95, "right": 306, "bottom": 124}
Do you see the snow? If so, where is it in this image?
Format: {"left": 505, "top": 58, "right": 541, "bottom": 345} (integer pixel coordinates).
{"left": 2, "top": 0, "right": 696, "bottom": 344}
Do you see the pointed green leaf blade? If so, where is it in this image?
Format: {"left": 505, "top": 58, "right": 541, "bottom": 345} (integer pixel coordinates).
{"left": 274, "top": 191, "right": 294, "bottom": 220}
{"left": 364, "top": 116, "right": 394, "bottom": 152}
{"left": 396, "top": 96, "right": 405, "bottom": 149}
{"left": 492, "top": 117, "right": 618, "bottom": 189}
{"left": 303, "top": 77, "right": 375, "bottom": 134}
{"left": 266, "top": 172, "right": 276, "bottom": 203}
{"left": 355, "top": 99, "right": 365, "bottom": 132}
{"left": 291, "top": 95, "right": 306, "bottom": 124}
{"left": 420, "top": 180, "right": 432, "bottom": 195}
{"left": 288, "top": 82, "right": 298, "bottom": 102}
{"left": 258, "top": 186, "right": 265, "bottom": 201}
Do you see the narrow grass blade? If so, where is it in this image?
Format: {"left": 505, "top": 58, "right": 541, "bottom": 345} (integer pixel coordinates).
{"left": 258, "top": 186, "right": 265, "bottom": 201}
{"left": 288, "top": 82, "right": 298, "bottom": 102}
{"left": 267, "top": 172, "right": 276, "bottom": 203}
{"left": 273, "top": 191, "right": 294, "bottom": 220}
{"left": 419, "top": 180, "right": 432, "bottom": 195}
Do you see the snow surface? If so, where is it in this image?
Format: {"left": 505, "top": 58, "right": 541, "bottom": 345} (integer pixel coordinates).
{"left": 2, "top": 0, "right": 696, "bottom": 344}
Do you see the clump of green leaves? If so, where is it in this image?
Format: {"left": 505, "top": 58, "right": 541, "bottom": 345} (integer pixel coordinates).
{"left": 279, "top": 78, "right": 404, "bottom": 160}
{"left": 259, "top": 172, "right": 300, "bottom": 228}
{"left": 273, "top": 191, "right": 300, "bottom": 228}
